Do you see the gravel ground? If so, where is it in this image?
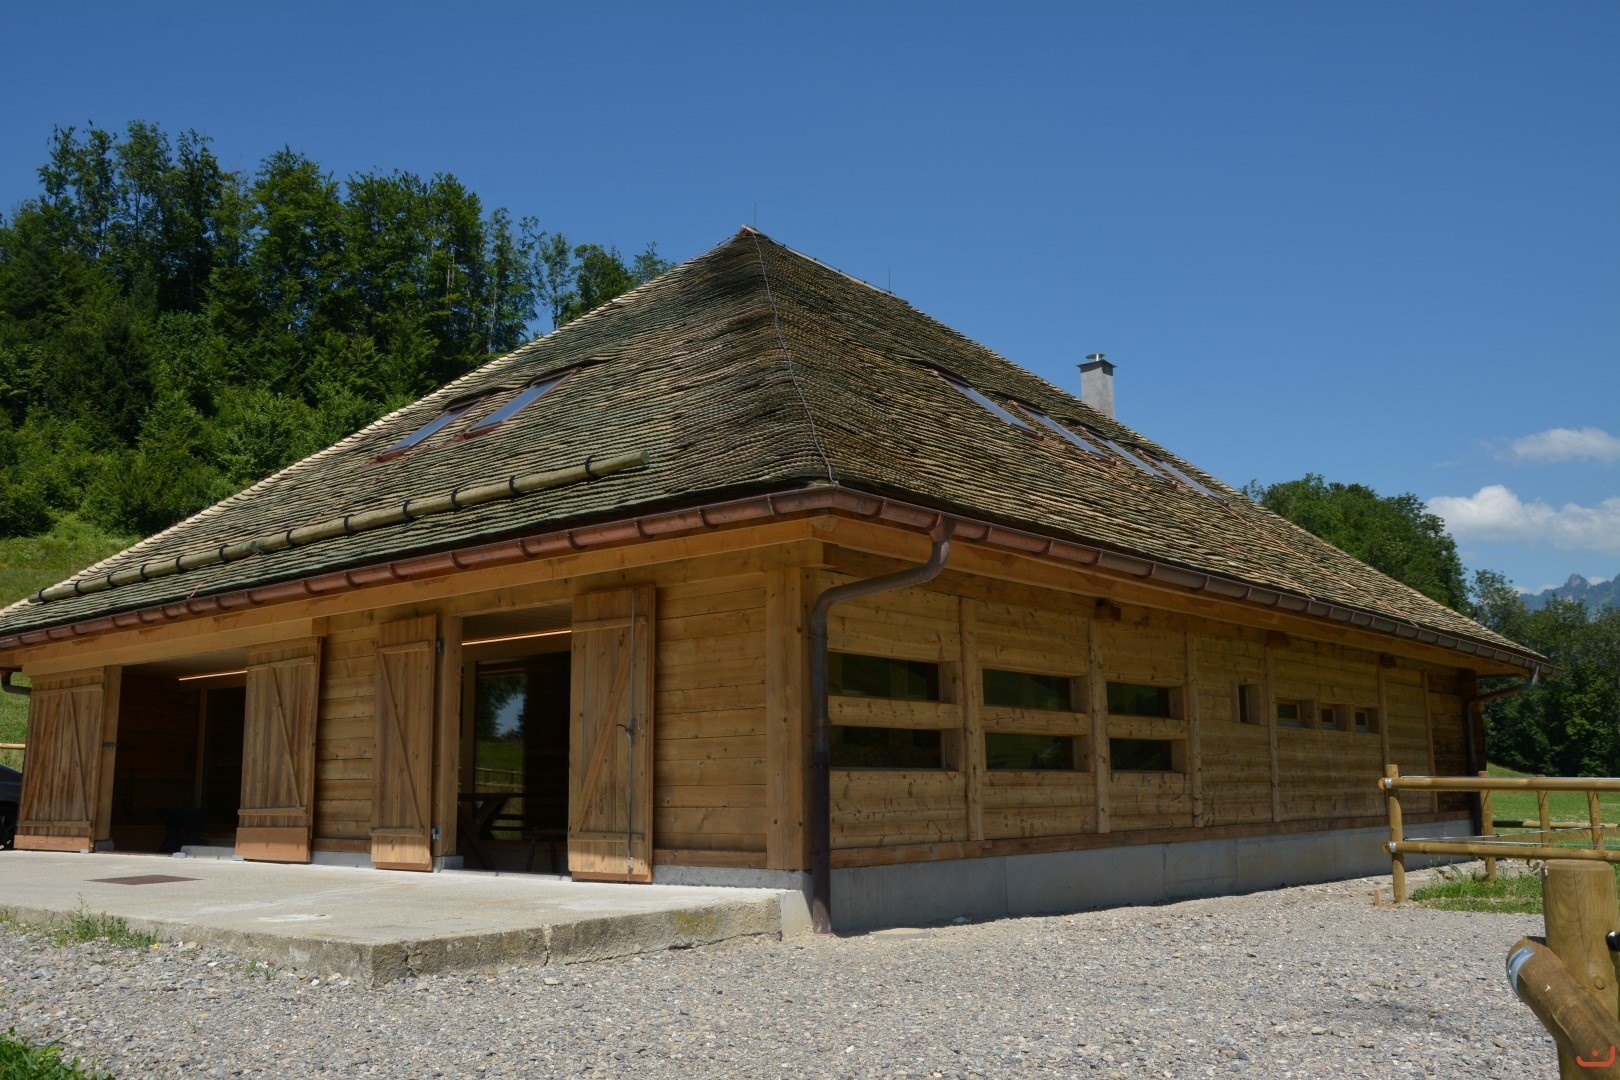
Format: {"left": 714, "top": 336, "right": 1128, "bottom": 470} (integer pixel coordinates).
{"left": 1, "top": 866, "right": 1553, "bottom": 1078}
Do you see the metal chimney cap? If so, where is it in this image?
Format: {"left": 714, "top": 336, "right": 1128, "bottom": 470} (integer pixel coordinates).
{"left": 1080, "top": 352, "right": 1114, "bottom": 373}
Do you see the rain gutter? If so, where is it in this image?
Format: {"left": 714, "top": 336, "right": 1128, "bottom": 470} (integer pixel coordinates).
{"left": 0, "top": 485, "right": 1542, "bottom": 675}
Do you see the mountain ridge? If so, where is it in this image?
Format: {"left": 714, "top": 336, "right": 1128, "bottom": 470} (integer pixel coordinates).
{"left": 1521, "top": 572, "right": 1619, "bottom": 612}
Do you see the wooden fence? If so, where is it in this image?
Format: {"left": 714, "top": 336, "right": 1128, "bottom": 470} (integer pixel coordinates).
{"left": 1382, "top": 765, "right": 1620, "bottom": 902}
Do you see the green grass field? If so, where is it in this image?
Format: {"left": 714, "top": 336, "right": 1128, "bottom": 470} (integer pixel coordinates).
{"left": 0, "top": 516, "right": 134, "bottom": 770}
{"left": 1483, "top": 762, "right": 1620, "bottom": 830}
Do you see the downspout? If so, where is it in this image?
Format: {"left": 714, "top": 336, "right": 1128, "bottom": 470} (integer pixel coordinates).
{"left": 1, "top": 668, "right": 28, "bottom": 697}
{"left": 808, "top": 519, "right": 953, "bottom": 934}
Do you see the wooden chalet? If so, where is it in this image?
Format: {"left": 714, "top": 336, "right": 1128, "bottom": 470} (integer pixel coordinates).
{"left": 0, "top": 229, "right": 1543, "bottom": 930}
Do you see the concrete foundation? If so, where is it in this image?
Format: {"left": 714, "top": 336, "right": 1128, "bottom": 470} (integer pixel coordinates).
{"left": 827, "top": 819, "right": 1473, "bottom": 932}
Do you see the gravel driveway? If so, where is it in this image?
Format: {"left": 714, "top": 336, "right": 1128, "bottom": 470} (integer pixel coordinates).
{"left": 1, "top": 867, "right": 1552, "bottom": 1078}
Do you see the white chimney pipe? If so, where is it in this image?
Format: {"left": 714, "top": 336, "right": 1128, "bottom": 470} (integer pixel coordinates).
{"left": 1080, "top": 353, "right": 1116, "bottom": 418}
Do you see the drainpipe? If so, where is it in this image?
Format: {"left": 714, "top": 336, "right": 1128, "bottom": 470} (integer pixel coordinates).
{"left": 808, "top": 519, "right": 953, "bottom": 934}
{"left": 1, "top": 668, "right": 28, "bottom": 697}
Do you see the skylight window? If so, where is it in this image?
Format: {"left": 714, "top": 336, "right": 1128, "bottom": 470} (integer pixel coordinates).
{"left": 465, "top": 373, "right": 568, "bottom": 437}
{"left": 378, "top": 404, "right": 469, "bottom": 459}
{"left": 1101, "top": 437, "right": 1163, "bottom": 478}
{"left": 1148, "top": 455, "right": 1223, "bottom": 499}
{"left": 939, "top": 374, "right": 1033, "bottom": 431}
{"left": 1026, "top": 410, "right": 1105, "bottom": 455}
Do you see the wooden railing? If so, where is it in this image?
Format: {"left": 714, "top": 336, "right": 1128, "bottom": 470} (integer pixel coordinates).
{"left": 1382, "top": 765, "right": 1620, "bottom": 902}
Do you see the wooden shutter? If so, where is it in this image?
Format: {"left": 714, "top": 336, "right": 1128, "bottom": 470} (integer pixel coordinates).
{"left": 237, "top": 640, "right": 321, "bottom": 863}
{"left": 569, "top": 585, "right": 655, "bottom": 882}
{"left": 372, "top": 616, "right": 437, "bottom": 871}
{"left": 16, "top": 675, "right": 106, "bottom": 852}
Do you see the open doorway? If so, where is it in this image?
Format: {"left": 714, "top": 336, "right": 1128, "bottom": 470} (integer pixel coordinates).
{"left": 457, "top": 607, "right": 571, "bottom": 873}
{"left": 109, "top": 653, "right": 246, "bottom": 853}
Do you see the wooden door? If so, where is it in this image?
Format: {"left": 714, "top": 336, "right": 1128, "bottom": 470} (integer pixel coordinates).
{"left": 237, "top": 640, "right": 321, "bottom": 863}
{"left": 569, "top": 585, "right": 655, "bottom": 882}
{"left": 372, "top": 616, "right": 437, "bottom": 871}
{"left": 15, "top": 676, "right": 106, "bottom": 852}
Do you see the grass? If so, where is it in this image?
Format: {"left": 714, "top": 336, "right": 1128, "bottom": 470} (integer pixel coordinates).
{"left": 0, "top": 1030, "right": 109, "bottom": 1080}
{"left": 46, "top": 905, "right": 158, "bottom": 950}
{"left": 1411, "top": 865, "right": 1551, "bottom": 914}
{"left": 0, "top": 515, "right": 135, "bottom": 770}
{"left": 1485, "top": 762, "right": 1620, "bottom": 828}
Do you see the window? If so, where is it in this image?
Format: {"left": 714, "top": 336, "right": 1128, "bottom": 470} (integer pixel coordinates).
{"left": 1276, "top": 699, "right": 1306, "bottom": 728}
{"left": 465, "top": 373, "right": 568, "bottom": 437}
{"left": 983, "top": 669, "right": 1074, "bottom": 711}
{"left": 1106, "top": 681, "right": 1175, "bottom": 718}
{"left": 1111, "top": 737, "right": 1177, "bottom": 773}
{"left": 986, "top": 732, "right": 1077, "bottom": 771}
{"left": 1352, "top": 707, "right": 1379, "bottom": 734}
{"left": 378, "top": 404, "right": 469, "bottom": 459}
{"left": 939, "top": 374, "right": 1034, "bottom": 431}
{"left": 1319, "top": 705, "right": 1337, "bottom": 729}
{"left": 830, "top": 726, "right": 943, "bottom": 769}
{"left": 828, "top": 653, "right": 942, "bottom": 701}
{"left": 1026, "top": 410, "right": 1106, "bottom": 456}
{"left": 1147, "top": 455, "right": 1222, "bottom": 499}
{"left": 1101, "top": 437, "right": 1163, "bottom": 478}
{"left": 1236, "top": 684, "right": 1262, "bottom": 725}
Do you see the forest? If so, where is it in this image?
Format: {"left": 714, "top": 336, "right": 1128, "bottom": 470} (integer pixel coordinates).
{"left": 0, "top": 122, "right": 1613, "bottom": 779}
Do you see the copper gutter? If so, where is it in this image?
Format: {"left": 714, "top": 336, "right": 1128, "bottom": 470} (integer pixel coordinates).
{"left": 808, "top": 519, "right": 953, "bottom": 933}
{"left": 0, "top": 485, "right": 1541, "bottom": 673}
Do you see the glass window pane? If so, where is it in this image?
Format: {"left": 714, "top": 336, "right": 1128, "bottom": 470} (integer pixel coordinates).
{"left": 1276, "top": 700, "right": 1305, "bottom": 727}
{"left": 941, "top": 375, "right": 1034, "bottom": 431}
{"left": 1102, "top": 437, "right": 1163, "bottom": 477}
{"left": 379, "top": 405, "right": 467, "bottom": 458}
{"left": 830, "top": 726, "right": 943, "bottom": 769}
{"left": 983, "top": 669, "right": 1073, "bottom": 711}
{"left": 1149, "top": 455, "right": 1221, "bottom": 499}
{"left": 1106, "top": 682, "right": 1174, "bottom": 718}
{"left": 986, "top": 732, "right": 1076, "bottom": 771}
{"left": 466, "top": 374, "right": 567, "bottom": 436}
{"left": 473, "top": 670, "right": 527, "bottom": 839}
{"left": 829, "top": 653, "right": 941, "bottom": 701}
{"left": 1028, "top": 410, "right": 1105, "bottom": 455}
{"left": 1110, "top": 737, "right": 1175, "bottom": 772}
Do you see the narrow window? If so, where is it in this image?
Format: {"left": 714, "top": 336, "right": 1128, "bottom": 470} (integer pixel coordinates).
{"left": 1276, "top": 700, "right": 1305, "bottom": 727}
{"left": 828, "top": 653, "right": 942, "bottom": 701}
{"left": 377, "top": 404, "right": 469, "bottom": 459}
{"left": 1110, "top": 737, "right": 1177, "bottom": 773}
{"left": 986, "top": 732, "right": 1077, "bottom": 771}
{"left": 1148, "top": 455, "right": 1222, "bottom": 499}
{"left": 830, "top": 726, "right": 943, "bottom": 769}
{"left": 939, "top": 374, "right": 1034, "bottom": 431}
{"left": 1106, "top": 681, "right": 1175, "bottom": 718}
{"left": 1319, "top": 705, "right": 1337, "bottom": 729}
{"left": 983, "top": 669, "right": 1075, "bottom": 711}
{"left": 1026, "top": 410, "right": 1105, "bottom": 455}
{"left": 1353, "top": 708, "right": 1379, "bottom": 734}
{"left": 1236, "top": 684, "right": 1262, "bottom": 725}
{"left": 465, "top": 373, "right": 568, "bottom": 437}
{"left": 1101, "top": 437, "right": 1163, "bottom": 478}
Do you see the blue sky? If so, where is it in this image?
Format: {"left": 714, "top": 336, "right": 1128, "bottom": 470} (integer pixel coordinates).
{"left": 3, "top": 2, "right": 1615, "bottom": 595}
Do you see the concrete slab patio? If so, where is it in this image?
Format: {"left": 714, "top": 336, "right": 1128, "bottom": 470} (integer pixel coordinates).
{"left": 0, "top": 851, "right": 802, "bottom": 984}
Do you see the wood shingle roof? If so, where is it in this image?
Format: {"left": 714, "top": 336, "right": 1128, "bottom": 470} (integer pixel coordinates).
{"left": 0, "top": 229, "right": 1537, "bottom": 666}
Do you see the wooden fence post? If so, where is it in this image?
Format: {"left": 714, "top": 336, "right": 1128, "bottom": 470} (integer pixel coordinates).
{"left": 1385, "top": 764, "right": 1406, "bottom": 904}
{"left": 1479, "top": 770, "right": 1497, "bottom": 883}
{"left": 1592, "top": 791, "right": 1605, "bottom": 851}
{"left": 1508, "top": 937, "right": 1620, "bottom": 1080}
{"left": 1544, "top": 860, "right": 1620, "bottom": 1079}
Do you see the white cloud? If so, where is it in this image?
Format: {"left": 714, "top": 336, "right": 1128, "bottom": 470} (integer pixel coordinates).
{"left": 1428, "top": 485, "right": 1620, "bottom": 555}
{"left": 1505, "top": 427, "right": 1620, "bottom": 464}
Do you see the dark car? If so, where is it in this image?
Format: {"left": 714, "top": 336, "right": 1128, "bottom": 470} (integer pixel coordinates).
{"left": 0, "top": 763, "right": 20, "bottom": 849}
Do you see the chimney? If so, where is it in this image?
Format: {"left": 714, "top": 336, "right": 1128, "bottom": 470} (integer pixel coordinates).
{"left": 1080, "top": 352, "right": 1116, "bottom": 418}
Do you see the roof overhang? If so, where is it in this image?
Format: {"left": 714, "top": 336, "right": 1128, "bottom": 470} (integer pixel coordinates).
{"left": 0, "top": 483, "right": 1544, "bottom": 674}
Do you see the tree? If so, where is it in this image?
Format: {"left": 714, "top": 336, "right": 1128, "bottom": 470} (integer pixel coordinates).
{"left": 1247, "top": 474, "right": 1469, "bottom": 611}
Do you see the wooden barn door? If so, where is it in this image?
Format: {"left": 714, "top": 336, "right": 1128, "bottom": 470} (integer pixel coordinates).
{"left": 237, "top": 640, "right": 321, "bottom": 863}
{"left": 372, "top": 616, "right": 437, "bottom": 871}
{"left": 569, "top": 586, "right": 655, "bottom": 882}
{"left": 15, "top": 673, "right": 109, "bottom": 852}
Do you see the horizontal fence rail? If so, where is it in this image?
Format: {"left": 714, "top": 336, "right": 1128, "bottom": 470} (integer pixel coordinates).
{"left": 1382, "top": 765, "right": 1620, "bottom": 902}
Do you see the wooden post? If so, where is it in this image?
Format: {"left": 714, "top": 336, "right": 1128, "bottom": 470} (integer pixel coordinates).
{"left": 1088, "top": 619, "right": 1110, "bottom": 834}
{"left": 1592, "top": 791, "right": 1605, "bottom": 851}
{"left": 1543, "top": 861, "right": 1620, "bottom": 1078}
{"left": 1507, "top": 936, "right": 1620, "bottom": 1080}
{"left": 1541, "top": 790, "right": 1553, "bottom": 841}
{"left": 959, "top": 599, "right": 985, "bottom": 843}
{"left": 1480, "top": 771, "right": 1497, "bottom": 883}
{"left": 1264, "top": 645, "right": 1281, "bottom": 824}
{"left": 1386, "top": 764, "right": 1406, "bottom": 903}
{"left": 1184, "top": 630, "right": 1204, "bottom": 828}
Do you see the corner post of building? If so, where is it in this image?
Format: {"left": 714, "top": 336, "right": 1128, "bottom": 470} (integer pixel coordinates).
{"left": 765, "top": 564, "right": 812, "bottom": 871}
{"left": 92, "top": 664, "right": 122, "bottom": 849}
{"left": 433, "top": 614, "right": 463, "bottom": 862}
{"left": 1184, "top": 629, "right": 1204, "bottom": 828}
{"left": 1087, "top": 608, "right": 1110, "bottom": 835}
{"left": 1263, "top": 641, "right": 1281, "bottom": 824}
{"left": 959, "top": 597, "right": 985, "bottom": 843}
